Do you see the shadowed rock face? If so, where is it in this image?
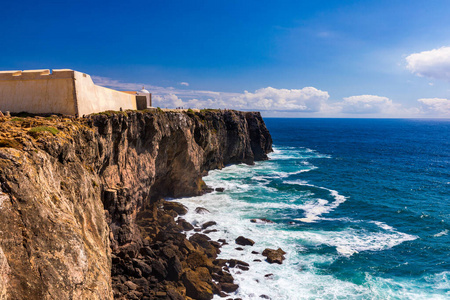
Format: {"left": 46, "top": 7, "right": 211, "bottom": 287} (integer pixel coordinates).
{"left": 0, "top": 109, "right": 272, "bottom": 299}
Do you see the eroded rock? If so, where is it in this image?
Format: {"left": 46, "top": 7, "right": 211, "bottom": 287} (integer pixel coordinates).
{"left": 0, "top": 110, "right": 273, "bottom": 299}
{"left": 182, "top": 267, "right": 214, "bottom": 300}
{"left": 262, "top": 248, "right": 286, "bottom": 264}
{"left": 235, "top": 236, "right": 255, "bottom": 246}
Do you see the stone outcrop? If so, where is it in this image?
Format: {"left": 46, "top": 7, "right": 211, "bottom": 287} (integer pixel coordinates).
{"left": 235, "top": 236, "right": 255, "bottom": 246}
{"left": 0, "top": 109, "right": 272, "bottom": 299}
{"left": 262, "top": 248, "right": 286, "bottom": 264}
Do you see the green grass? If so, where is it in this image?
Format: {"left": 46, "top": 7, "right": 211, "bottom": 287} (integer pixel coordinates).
{"left": 10, "top": 117, "right": 24, "bottom": 122}
{"left": 28, "top": 126, "right": 59, "bottom": 136}
{"left": 91, "top": 110, "right": 128, "bottom": 117}
{"left": 200, "top": 108, "right": 220, "bottom": 112}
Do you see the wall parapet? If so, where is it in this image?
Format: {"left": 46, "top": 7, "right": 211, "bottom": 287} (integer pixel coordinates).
{"left": 0, "top": 69, "right": 75, "bottom": 81}
{"left": 0, "top": 69, "right": 138, "bottom": 116}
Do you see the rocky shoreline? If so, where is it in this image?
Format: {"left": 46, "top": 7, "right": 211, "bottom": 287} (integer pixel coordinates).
{"left": 111, "top": 198, "right": 238, "bottom": 299}
{"left": 0, "top": 109, "right": 273, "bottom": 299}
{"left": 112, "top": 196, "right": 285, "bottom": 300}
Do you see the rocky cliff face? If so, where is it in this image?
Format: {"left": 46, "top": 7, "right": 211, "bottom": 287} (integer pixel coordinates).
{"left": 0, "top": 109, "right": 272, "bottom": 299}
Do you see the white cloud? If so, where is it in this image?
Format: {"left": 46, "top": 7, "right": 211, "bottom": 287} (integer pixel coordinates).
{"left": 406, "top": 46, "right": 450, "bottom": 81}
{"left": 418, "top": 98, "right": 450, "bottom": 116}
{"left": 93, "top": 76, "right": 329, "bottom": 112}
{"left": 339, "top": 95, "right": 399, "bottom": 114}
{"left": 92, "top": 75, "right": 448, "bottom": 118}
{"left": 153, "top": 94, "right": 184, "bottom": 108}
{"left": 229, "top": 87, "right": 329, "bottom": 112}
{"left": 179, "top": 82, "right": 189, "bottom": 86}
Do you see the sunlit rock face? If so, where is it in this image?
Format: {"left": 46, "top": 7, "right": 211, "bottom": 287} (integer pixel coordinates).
{"left": 0, "top": 109, "right": 272, "bottom": 299}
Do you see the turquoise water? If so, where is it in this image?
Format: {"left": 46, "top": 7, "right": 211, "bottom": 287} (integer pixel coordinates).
{"left": 181, "top": 118, "right": 450, "bottom": 299}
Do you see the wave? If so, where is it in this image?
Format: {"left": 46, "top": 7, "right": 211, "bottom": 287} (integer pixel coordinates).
{"left": 284, "top": 180, "right": 348, "bottom": 223}
{"left": 298, "top": 227, "right": 418, "bottom": 257}
{"left": 434, "top": 229, "right": 449, "bottom": 237}
{"left": 269, "top": 145, "right": 331, "bottom": 160}
{"left": 176, "top": 145, "right": 441, "bottom": 299}
{"left": 180, "top": 190, "right": 423, "bottom": 299}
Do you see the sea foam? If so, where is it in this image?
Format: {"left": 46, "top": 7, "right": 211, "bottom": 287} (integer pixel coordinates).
{"left": 178, "top": 145, "right": 443, "bottom": 299}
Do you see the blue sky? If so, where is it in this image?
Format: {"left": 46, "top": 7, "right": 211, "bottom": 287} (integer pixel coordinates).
{"left": 1, "top": 0, "right": 450, "bottom": 117}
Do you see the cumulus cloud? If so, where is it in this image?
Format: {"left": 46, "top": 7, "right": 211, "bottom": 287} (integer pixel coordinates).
{"left": 406, "top": 46, "right": 450, "bottom": 81}
{"left": 339, "top": 95, "right": 399, "bottom": 114}
{"left": 229, "top": 87, "right": 329, "bottom": 112}
{"left": 93, "top": 76, "right": 449, "bottom": 117}
{"left": 93, "top": 76, "right": 329, "bottom": 112}
{"left": 153, "top": 94, "right": 184, "bottom": 108}
{"left": 179, "top": 82, "right": 189, "bottom": 86}
{"left": 418, "top": 98, "right": 450, "bottom": 115}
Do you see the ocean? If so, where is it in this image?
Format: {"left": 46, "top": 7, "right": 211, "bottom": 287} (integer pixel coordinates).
{"left": 180, "top": 118, "right": 450, "bottom": 299}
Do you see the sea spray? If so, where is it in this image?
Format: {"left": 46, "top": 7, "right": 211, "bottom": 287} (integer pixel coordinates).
{"left": 180, "top": 137, "right": 449, "bottom": 299}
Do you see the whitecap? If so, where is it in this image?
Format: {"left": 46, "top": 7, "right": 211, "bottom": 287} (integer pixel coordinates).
{"left": 433, "top": 229, "right": 449, "bottom": 237}
{"left": 285, "top": 181, "right": 348, "bottom": 222}
{"left": 298, "top": 228, "right": 418, "bottom": 257}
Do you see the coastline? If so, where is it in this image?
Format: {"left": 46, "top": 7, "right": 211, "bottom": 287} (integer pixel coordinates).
{"left": 0, "top": 109, "right": 273, "bottom": 299}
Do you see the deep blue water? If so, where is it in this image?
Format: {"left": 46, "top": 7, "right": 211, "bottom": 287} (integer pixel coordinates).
{"left": 182, "top": 118, "right": 450, "bottom": 299}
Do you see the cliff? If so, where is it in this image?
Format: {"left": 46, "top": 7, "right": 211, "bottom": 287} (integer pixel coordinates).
{"left": 0, "top": 109, "right": 272, "bottom": 299}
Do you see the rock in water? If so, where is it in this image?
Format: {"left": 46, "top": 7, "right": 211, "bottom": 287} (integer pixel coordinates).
{"left": 262, "top": 248, "right": 286, "bottom": 264}
{"left": 202, "top": 221, "right": 217, "bottom": 229}
{"left": 163, "top": 201, "right": 188, "bottom": 215}
{"left": 250, "top": 218, "right": 275, "bottom": 224}
{"left": 235, "top": 236, "right": 255, "bottom": 246}
{"left": 195, "top": 207, "right": 211, "bottom": 214}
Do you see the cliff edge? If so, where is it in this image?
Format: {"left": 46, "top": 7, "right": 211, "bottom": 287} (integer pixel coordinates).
{"left": 0, "top": 109, "right": 272, "bottom": 299}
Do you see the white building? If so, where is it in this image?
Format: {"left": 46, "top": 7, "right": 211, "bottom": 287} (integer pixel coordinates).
{"left": 0, "top": 69, "right": 152, "bottom": 116}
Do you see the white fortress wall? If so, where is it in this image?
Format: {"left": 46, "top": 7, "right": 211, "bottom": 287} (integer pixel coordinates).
{"left": 73, "top": 71, "right": 137, "bottom": 116}
{"left": 0, "top": 69, "right": 77, "bottom": 115}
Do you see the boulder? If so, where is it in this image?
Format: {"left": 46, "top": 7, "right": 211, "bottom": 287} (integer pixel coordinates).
{"left": 182, "top": 267, "right": 214, "bottom": 300}
{"left": 235, "top": 236, "right": 255, "bottom": 246}
{"left": 227, "top": 259, "right": 249, "bottom": 268}
{"left": 215, "top": 187, "right": 225, "bottom": 192}
{"left": 202, "top": 221, "right": 217, "bottom": 229}
{"left": 167, "top": 256, "right": 182, "bottom": 281}
{"left": 124, "top": 281, "right": 138, "bottom": 290}
{"left": 195, "top": 207, "right": 210, "bottom": 214}
{"left": 220, "top": 282, "right": 239, "bottom": 293}
{"left": 236, "top": 265, "right": 249, "bottom": 271}
{"left": 132, "top": 259, "right": 152, "bottom": 277}
{"left": 150, "top": 259, "right": 168, "bottom": 279}
{"left": 250, "top": 218, "right": 274, "bottom": 224}
{"left": 163, "top": 201, "right": 188, "bottom": 215}
{"left": 262, "top": 248, "right": 286, "bottom": 264}
{"left": 190, "top": 233, "right": 217, "bottom": 258}
{"left": 186, "top": 251, "right": 213, "bottom": 270}
{"left": 177, "top": 218, "right": 194, "bottom": 231}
